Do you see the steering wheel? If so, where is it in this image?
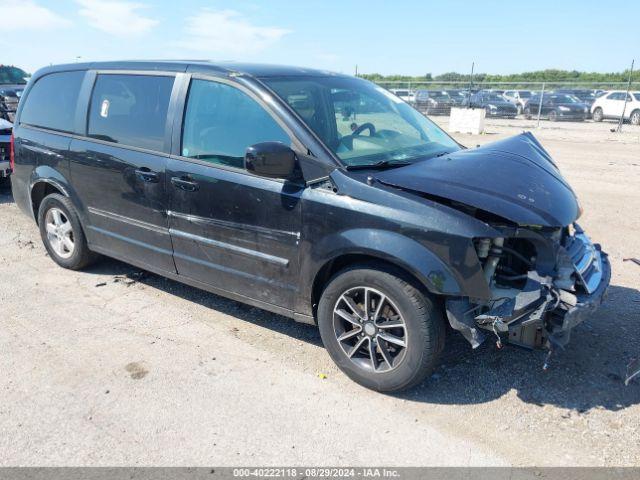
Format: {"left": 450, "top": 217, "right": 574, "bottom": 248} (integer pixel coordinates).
{"left": 352, "top": 122, "right": 376, "bottom": 136}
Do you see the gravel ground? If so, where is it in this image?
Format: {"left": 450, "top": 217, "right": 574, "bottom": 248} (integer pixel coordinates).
{"left": 0, "top": 118, "right": 639, "bottom": 466}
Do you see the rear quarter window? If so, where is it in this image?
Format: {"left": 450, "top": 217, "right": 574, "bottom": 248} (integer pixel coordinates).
{"left": 88, "top": 74, "right": 174, "bottom": 151}
{"left": 19, "top": 71, "right": 85, "bottom": 133}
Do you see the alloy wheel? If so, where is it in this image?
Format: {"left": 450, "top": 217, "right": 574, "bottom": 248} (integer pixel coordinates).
{"left": 45, "top": 207, "right": 75, "bottom": 259}
{"left": 333, "top": 286, "right": 408, "bottom": 373}
{"left": 593, "top": 108, "right": 603, "bottom": 122}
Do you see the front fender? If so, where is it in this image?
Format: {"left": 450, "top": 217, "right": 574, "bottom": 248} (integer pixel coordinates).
{"left": 312, "top": 228, "right": 464, "bottom": 296}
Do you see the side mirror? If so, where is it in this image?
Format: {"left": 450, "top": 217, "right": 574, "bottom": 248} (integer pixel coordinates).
{"left": 245, "top": 142, "right": 296, "bottom": 179}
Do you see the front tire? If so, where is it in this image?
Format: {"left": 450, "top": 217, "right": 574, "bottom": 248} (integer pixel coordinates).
{"left": 630, "top": 110, "right": 640, "bottom": 126}
{"left": 317, "top": 264, "right": 445, "bottom": 392}
{"left": 592, "top": 107, "right": 604, "bottom": 122}
{"left": 548, "top": 109, "right": 558, "bottom": 122}
{"left": 38, "top": 193, "right": 99, "bottom": 270}
{"left": 524, "top": 107, "right": 532, "bottom": 120}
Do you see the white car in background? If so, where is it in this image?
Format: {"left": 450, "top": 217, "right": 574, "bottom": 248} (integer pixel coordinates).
{"left": 591, "top": 91, "right": 640, "bottom": 125}
{"left": 390, "top": 88, "right": 415, "bottom": 104}
{"left": 503, "top": 90, "right": 534, "bottom": 114}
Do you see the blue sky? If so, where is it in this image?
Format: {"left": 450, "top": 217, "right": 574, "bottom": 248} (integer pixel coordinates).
{"left": 1, "top": 0, "right": 638, "bottom": 76}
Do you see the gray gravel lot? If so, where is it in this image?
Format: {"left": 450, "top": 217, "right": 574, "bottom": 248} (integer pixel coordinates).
{"left": 0, "top": 118, "right": 639, "bottom": 466}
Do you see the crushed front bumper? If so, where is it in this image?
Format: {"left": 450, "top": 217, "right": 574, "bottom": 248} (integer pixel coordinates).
{"left": 538, "top": 245, "right": 610, "bottom": 348}
{"left": 446, "top": 227, "right": 611, "bottom": 351}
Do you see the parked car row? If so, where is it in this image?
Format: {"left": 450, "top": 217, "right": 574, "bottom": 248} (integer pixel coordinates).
{"left": 0, "top": 65, "right": 27, "bottom": 123}
{"left": 387, "top": 86, "right": 639, "bottom": 124}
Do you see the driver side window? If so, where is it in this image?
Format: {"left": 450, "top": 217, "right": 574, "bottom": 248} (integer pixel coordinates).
{"left": 181, "top": 79, "right": 291, "bottom": 168}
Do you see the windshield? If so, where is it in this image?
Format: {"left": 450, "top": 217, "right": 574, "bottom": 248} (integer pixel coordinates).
{"left": 263, "top": 76, "right": 460, "bottom": 167}
{"left": 550, "top": 94, "right": 577, "bottom": 103}
{"left": 0, "top": 66, "right": 28, "bottom": 85}
{"left": 519, "top": 91, "right": 532, "bottom": 98}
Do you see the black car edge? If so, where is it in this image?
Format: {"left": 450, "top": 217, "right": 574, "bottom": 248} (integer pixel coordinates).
{"left": 469, "top": 91, "right": 518, "bottom": 118}
{"left": 524, "top": 93, "right": 589, "bottom": 121}
{"left": 11, "top": 61, "right": 610, "bottom": 392}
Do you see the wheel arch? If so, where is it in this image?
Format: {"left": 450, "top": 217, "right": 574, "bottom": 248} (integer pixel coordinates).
{"left": 308, "top": 230, "right": 468, "bottom": 318}
{"left": 29, "top": 166, "right": 84, "bottom": 224}
{"left": 311, "top": 254, "right": 432, "bottom": 316}
{"left": 30, "top": 180, "right": 69, "bottom": 221}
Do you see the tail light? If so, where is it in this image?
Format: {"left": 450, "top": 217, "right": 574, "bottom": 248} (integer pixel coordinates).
{"left": 9, "top": 132, "right": 15, "bottom": 171}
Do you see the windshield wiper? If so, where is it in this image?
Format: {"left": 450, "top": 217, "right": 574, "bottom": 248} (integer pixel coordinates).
{"left": 345, "top": 160, "right": 412, "bottom": 171}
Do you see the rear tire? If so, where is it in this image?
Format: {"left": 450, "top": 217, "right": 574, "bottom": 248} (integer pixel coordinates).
{"left": 630, "top": 110, "right": 640, "bottom": 126}
{"left": 592, "top": 107, "right": 604, "bottom": 122}
{"left": 524, "top": 107, "right": 532, "bottom": 120}
{"left": 317, "top": 263, "right": 445, "bottom": 392}
{"left": 548, "top": 109, "right": 558, "bottom": 122}
{"left": 38, "top": 193, "right": 99, "bottom": 270}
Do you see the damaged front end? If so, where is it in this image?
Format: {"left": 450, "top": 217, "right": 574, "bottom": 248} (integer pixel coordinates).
{"left": 372, "top": 131, "right": 611, "bottom": 357}
{"left": 446, "top": 223, "right": 610, "bottom": 353}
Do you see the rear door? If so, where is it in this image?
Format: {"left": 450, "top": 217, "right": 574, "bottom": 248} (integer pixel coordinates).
{"left": 69, "top": 72, "right": 178, "bottom": 273}
{"left": 166, "top": 76, "right": 304, "bottom": 310}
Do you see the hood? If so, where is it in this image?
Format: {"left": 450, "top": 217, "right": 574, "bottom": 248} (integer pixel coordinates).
{"left": 375, "top": 132, "right": 580, "bottom": 227}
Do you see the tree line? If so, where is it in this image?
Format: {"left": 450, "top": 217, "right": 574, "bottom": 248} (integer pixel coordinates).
{"left": 360, "top": 69, "right": 640, "bottom": 85}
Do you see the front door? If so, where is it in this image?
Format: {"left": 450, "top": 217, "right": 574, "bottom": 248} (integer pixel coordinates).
{"left": 167, "top": 78, "right": 303, "bottom": 310}
{"left": 69, "top": 73, "right": 177, "bottom": 272}
{"left": 602, "top": 92, "right": 624, "bottom": 117}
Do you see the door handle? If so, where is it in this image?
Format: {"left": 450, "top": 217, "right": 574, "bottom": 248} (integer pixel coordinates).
{"left": 171, "top": 176, "right": 199, "bottom": 192}
{"left": 135, "top": 168, "right": 159, "bottom": 183}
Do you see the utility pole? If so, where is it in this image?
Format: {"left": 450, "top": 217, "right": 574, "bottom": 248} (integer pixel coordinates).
{"left": 617, "top": 59, "right": 634, "bottom": 133}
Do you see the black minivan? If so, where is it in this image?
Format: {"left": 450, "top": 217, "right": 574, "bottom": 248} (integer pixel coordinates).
{"left": 11, "top": 61, "right": 610, "bottom": 392}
